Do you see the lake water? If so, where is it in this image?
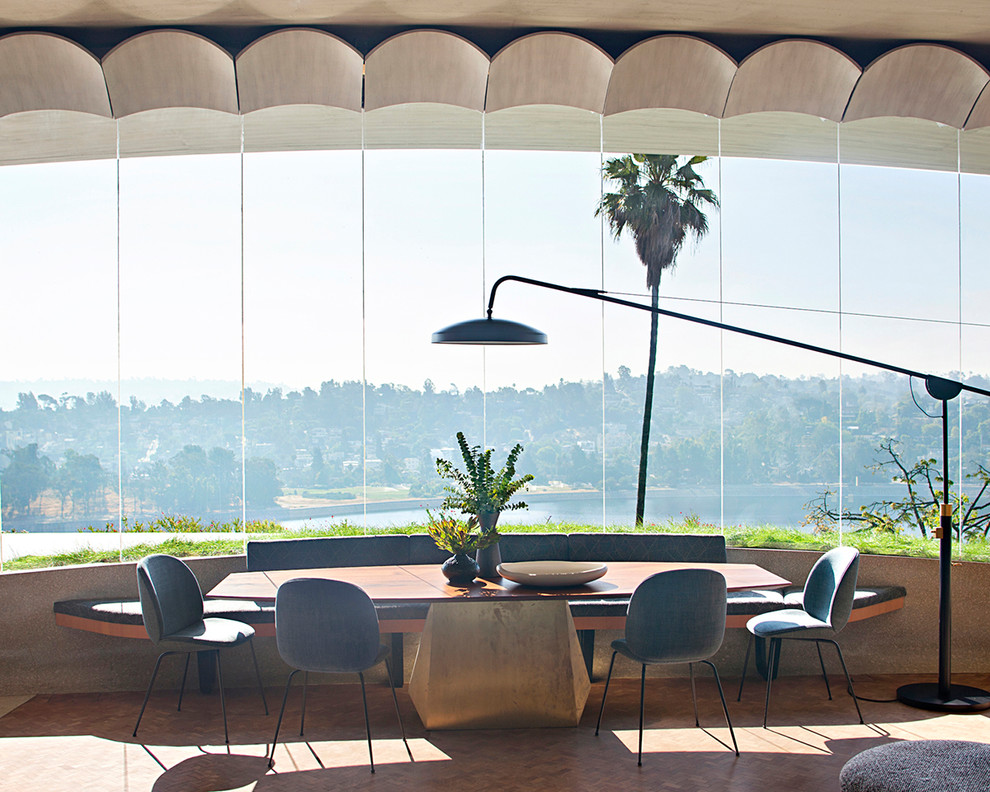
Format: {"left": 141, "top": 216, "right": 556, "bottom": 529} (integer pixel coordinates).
{"left": 1, "top": 484, "right": 903, "bottom": 535}
{"left": 277, "top": 485, "right": 897, "bottom": 531}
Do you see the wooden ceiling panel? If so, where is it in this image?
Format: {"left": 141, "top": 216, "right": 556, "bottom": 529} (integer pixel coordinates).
{"left": 8, "top": 0, "right": 990, "bottom": 49}
{"left": 721, "top": 112, "right": 838, "bottom": 162}
{"left": 604, "top": 109, "right": 720, "bottom": 156}
{"left": 484, "top": 105, "right": 602, "bottom": 150}
{"left": 102, "top": 30, "right": 237, "bottom": 116}
{"left": 365, "top": 30, "right": 488, "bottom": 111}
{"left": 116, "top": 107, "right": 241, "bottom": 156}
{"left": 844, "top": 44, "right": 989, "bottom": 127}
{"left": 839, "top": 117, "right": 960, "bottom": 171}
{"left": 236, "top": 29, "right": 362, "bottom": 113}
{"left": 961, "top": 127, "right": 990, "bottom": 173}
{"left": 0, "top": 110, "right": 116, "bottom": 164}
{"left": 364, "top": 103, "right": 482, "bottom": 148}
{"left": 486, "top": 33, "right": 612, "bottom": 113}
{"left": 0, "top": 33, "right": 110, "bottom": 118}
{"left": 724, "top": 40, "right": 860, "bottom": 121}
{"left": 604, "top": 36, "right": 735, "bottom": 118}
{"left": 242, "top": 105, "right": 362, "bottom": 151}
{"left": 963, "top": 82, "right": 990, "bottom": 129}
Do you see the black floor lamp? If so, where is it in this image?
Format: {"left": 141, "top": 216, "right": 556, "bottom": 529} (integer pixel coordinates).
{"left": 433, "top": 274, "right": 990, "bottom": 713}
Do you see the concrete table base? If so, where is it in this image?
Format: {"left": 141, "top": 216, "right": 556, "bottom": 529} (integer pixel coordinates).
{"left": 408, "top": 599, "right": 591, "bottom": 729}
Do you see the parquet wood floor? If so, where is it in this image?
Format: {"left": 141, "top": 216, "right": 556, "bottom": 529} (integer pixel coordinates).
{"left": 1, "top": 673, "right": 989, "bottom": 792}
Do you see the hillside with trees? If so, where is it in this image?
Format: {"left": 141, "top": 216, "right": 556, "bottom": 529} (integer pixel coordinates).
{"left": 2, "top": 367, "right": 989, "bottom": 530}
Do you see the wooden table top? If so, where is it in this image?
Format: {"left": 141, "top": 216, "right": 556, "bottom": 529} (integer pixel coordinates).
{"left": 207, "top": 561, "right": 790, "bottom": 603}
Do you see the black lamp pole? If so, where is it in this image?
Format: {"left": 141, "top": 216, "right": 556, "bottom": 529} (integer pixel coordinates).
{"left": 433, "top": 274, "right": 990, "bottom": 712}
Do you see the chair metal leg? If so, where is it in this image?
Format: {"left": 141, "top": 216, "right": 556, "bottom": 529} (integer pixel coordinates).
{"left": 215, "top": 651, "right": 230, "bottom": 746}
{"left": 248, "top": 639, "right": 268, "bottom": 715}
{"left": 826, "top": 639, "right": 864, "bottom": 724}
{"left": 638, "top": 663, "right": 646, "bottom": 767}
{"left": 763, "top": 638, "right": 781, "bottom": 728}
{"left": 737, "top": 633, "right": 753, "bottom": 702}
{"left": 177, "top": 652, "right": 191, "bottom": 712}
{"left": 689, "top": 662, "right": 700, "bottom": 727}
{"left": 702, "top": 660, "right": 739, "bottom": 756}
{"left": 134, "top": 650, "right": 174, "bottom": 738}
{"left": 359, "top": 671, "right": 374, "bottom": 773}
{"left": 816, "top": 640, "right": 832, "bottom": 700}
{"left": 595, "top": 651, "right": 618, "bottom": 736}
{"left": 300, "top": 670, "right": 308, "bottom": 736}
{"left": 385, "top": 657, "right": 413, "bottom": 761}
{"left": 269, "top": 669, "right": 300, "bottom": 768}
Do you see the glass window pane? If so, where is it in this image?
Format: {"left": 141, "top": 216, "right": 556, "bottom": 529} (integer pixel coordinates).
{"left": 243, "top": 148, "right": 364, "bottom": 528}
{"left": 118, "top": 151, "right": 242, "bottom": 529}
{"left": 0, "top": 160, "right": 117, "bottom": 556}
{"left": 484, "top": 150, "right": 604, "bottom": 527}
{"left": 364, "top": 149, "right": 484, "bottom": 525}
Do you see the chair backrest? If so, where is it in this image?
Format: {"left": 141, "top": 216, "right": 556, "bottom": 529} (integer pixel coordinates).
{"left": 802, "top": 547, "right": 860, "bottom": 631}
{"left": 625, "top": 568, "right": 727, "bottom": 663}
{"left": 136, "top": 554, "right": 205, "bottom": 644}
{"left": 275, "top": 578, "right": 382, "bottom": 674}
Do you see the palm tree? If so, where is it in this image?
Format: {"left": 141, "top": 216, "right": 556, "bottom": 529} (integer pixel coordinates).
{"left": 597, "top": 154, "right": 719, "bottom": 526}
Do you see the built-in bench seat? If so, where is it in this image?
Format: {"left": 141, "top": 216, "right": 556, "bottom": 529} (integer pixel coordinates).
{"left": 54, "top": 532, "right": 906, "bottom": 683}
{"left": 53, "top": 597, "right": 274, "bottom": 639}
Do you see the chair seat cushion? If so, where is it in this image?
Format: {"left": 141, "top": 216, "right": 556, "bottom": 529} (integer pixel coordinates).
{"left": 162, "top": 616, "right": 255, "bottom": 649}
{"left": 746, "top": 608, "right": 833, "bottom": 638}
{"left": 840, "top": 740, "right": 990, "bottom": 791}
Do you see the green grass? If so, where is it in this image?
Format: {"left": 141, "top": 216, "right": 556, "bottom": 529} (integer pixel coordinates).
{"left": 6, "top": 516, "right": 990, "bottom": 571}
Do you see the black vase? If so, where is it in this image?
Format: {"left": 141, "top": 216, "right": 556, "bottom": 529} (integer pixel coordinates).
{"left": 441, "top": 553, "right": 480, "bottom": 585}
{"left": 475, "top": 512, "right": 502, "bottom": 578}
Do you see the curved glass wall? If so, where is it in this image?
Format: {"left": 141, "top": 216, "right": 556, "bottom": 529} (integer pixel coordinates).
{"left": 1, "top": 114, "right": 988, "bottom": 565}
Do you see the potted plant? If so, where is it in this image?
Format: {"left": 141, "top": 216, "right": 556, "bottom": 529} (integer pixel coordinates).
{"left": 435, "top": 431, "right": 534, "bottom": 577}
{"left": 426, "top": 510, "right": 498, "bottom": 585}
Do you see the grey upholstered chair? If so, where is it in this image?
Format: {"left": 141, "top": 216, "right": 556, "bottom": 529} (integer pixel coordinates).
{"left": 737, "top": 546, "right": 863, "bottom": 726}
{"left": 268, "top": 578, "right": 411, "bottom": 773}
{"left": 595, "top": 568, "right": 737, "bottom": 765}
{"left": 133, "top": 554, "right": 268, "bottom": 744}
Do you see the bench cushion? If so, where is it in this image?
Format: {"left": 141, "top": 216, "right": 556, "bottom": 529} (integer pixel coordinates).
{"left": 54, "top": 597, "right": 274, "bottom": 626}
{"left": 567, "top": 532, "right": 727, "bottom": 563}
{"left": 408, "top": 534, "right": 455, "bottom": 565}
{"left": 726, "top": 589, "right": 788, "bottom": 616}
{"left": 247, "top": 534, "right": 410, "bottom": 571}
{"left": 406, "top": 532, "right": 573, "bottom": 565}
{"left": 500, "top": 533, "right": 571, "bottom": 562}
{"left": 783, "top": 585, "right": 908, "bottom": 609}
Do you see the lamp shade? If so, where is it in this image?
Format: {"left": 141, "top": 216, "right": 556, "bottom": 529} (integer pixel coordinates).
{"left": 431, "top": 317, "right": 547, "bottom": 345}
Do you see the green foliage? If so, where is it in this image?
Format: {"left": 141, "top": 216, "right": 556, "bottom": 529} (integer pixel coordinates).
{"left": 85, "top": 515, "right": 285, "bottom": 534}
{"left": 1, "top": 443, "right": 54, "bottom": 517}
{"left": 435, "top": 432, "right": 534, "bottom": 519}
{"left": 805, "top": 439, "right": 990, "bottom": 541}
{"left": 10, "top": 517, "right": 990, "bottom": 571}
{"left": 425, "top": 510, "right": 499, "bottom": 554}
{"left": 597, "top": 154, "right": 719, "bottom": 288}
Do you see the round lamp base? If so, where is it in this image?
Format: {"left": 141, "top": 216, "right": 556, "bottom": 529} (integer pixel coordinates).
{"left": 896, "top": 682, "right": 990, "bottom": 712}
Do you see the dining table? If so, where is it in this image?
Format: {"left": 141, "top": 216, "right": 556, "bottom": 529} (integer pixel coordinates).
{"left": 209, "top": 560, "right": 789, "bottom": 730}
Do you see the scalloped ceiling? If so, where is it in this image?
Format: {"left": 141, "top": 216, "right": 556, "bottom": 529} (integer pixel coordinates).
{"left": 3, "top": 6, "right": 990, "bottom": 172}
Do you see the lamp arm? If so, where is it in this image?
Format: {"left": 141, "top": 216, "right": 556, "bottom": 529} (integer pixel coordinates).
{"left": 486, "top": 274, "right": 990, "bottom": 401}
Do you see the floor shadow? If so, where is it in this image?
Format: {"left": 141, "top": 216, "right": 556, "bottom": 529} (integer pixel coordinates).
{"left": 149, "top": 751, "right": 271, "bottom": 792}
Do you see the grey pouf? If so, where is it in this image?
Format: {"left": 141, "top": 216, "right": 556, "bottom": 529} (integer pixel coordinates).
{"left": 840, "top": 740, "right": 990, "bottom": 792}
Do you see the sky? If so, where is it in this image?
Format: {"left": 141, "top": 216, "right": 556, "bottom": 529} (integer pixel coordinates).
{"left": 2, "top": 137, "right": 990, "bottom": 410}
